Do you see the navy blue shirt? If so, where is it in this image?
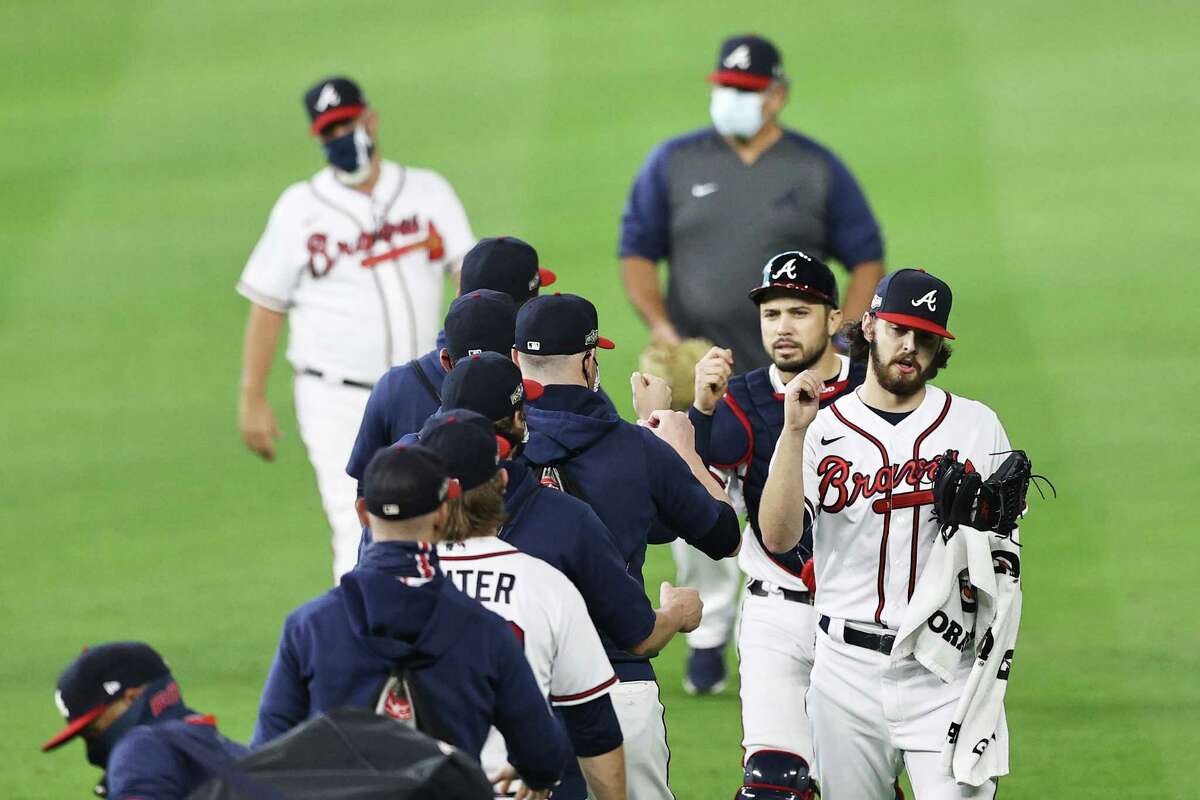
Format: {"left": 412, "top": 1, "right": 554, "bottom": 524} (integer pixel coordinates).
{"left": 522, "top": 384, "right": 738, "bottom": 680}
{"left": 253, "top": 541, "right": 567, "bottom": 791}
{"left": 106, "top": 716, "right": 248, "bottom": 800}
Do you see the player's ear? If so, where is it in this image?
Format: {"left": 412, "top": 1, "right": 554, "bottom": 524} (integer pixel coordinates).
{"left": 439, "top": 349, "right": 453, "bottom": 372}
{"left": 355, "top": 497, "right": 369, "bottom": 529}
{"left": 826, "top": 306, "right": 843, "bottom": 337}
{"left": 511, "top": 349, "right": 521, "bottom": 367}
{"left": 861, "top": 312, "right": 875, "bottom": 342}
{"left": 364, "top": 108, "right": 379, "bottom": 138}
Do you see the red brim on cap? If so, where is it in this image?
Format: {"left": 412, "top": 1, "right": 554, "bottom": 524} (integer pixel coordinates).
{"left": 707, "top": 70, "right": 773, "bottom": 90}
{"left": 42, "top": 703, "right": 108, "bottom": 752}
{"left": 523, "top": 379, "right": 545, "bottom": 401}
{"left": 748, "top": 282, "right": 837, "bottom": 307}
{"left": 538, "top": 268, "right": 557, "bottom": 287}
{"left": 596, "top": 336, "right": 616, "bottom": 350}
{"left": 310, "top": 104, "right": 365, "bottom": 135}
{"left": 875, "top": 312, "right": 955, "bottom": 340}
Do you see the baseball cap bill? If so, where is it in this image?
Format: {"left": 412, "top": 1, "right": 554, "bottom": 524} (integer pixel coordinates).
{"left": 363, "top": 445, "right": 461, "bottom": 521}
{"left": 442, "top": 352, "right": 544, "bottom": 423}
{"left": 748, "top": 250, "right": 838, "bottom": 307}
{"left": 870, "top": 268, "right": 955, "bottom": 339}
{"left": 304, "top": 76, "right": 367, "bottom": 136}
{"left": 515, "top": 293, "right": 615, "bottom": 355}
{"left": 708, "top": 34, "right": 784, "bottom": 91}
{"left": 460, "top": 237, "right": 556, "bottom": 304}
{"left": 43, "top": 642, "right": 170, "bottom": 752}
{"left": 444, "top": 289, "right": 518, "bottom": 361}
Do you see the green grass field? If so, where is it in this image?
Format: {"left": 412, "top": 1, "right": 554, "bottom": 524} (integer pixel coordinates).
{"left": 4, "top": 2, "right": 1198, "bottom": 797}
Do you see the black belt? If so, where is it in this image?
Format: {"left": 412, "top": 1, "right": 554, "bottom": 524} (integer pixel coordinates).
{"left": 300, "top": 367, "right": 374, "bottom": 391}
{"left": 747, "top": 579, "right": 813, "bottom": 605}
{"left": 819, "top": 615, "right": 895, "bottom": 656}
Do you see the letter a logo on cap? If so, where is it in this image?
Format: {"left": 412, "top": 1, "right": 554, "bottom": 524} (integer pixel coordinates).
{"left": 723, "top": 44, "right": 751, "bottom": 69}
{"left": 911, "top": 290, "right": 938, "bottom": 311}
{"left": 772, "top": 258, "right": 798, "bottom": 280}
{"left": 315, "top": 83, "right": 341, "bottom": 112}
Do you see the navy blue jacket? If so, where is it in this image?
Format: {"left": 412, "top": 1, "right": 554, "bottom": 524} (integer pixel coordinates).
{"left": 690, "top": 361, "right": 864, "bottom": 571}
{"left": 253, "top": 541, "right": 567, "bottom": 791}
{"left": 522, "top": 384, "right": 739, "bottom": 680}
{"left": 106, "top": 716, "right": 247, "bottom": 800}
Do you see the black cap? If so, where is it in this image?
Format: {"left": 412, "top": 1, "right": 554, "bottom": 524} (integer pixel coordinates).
{"left": 708, "top": 35, "right": 784, "bottom": 91}
{"left": 514, "top": 293, "right": 616, "bottom": 355}
{"left": 363, "top": 445, "right": 461, "bottom": 521}
{"left": 748, "top": 250, "right": 838, "bottom": 307}
{"left": 459, "top": 237, "right": 556, "bottom": 305}
{"left": 443, "top": 289, "right": 517, "bottom": 362}
{"left": 419, "top": 410, "right": 510, "bottom": 491}
{"left": 43, "top": 642, "right": 170, "bottom": 752}
{"left": 442, "top": 352, "right": 544, "bottom": 423}
{"left": 870, "top": 269, "right": 955, "bottom": 339}
{"left": 304, "top": 76, "right": 367, "bottom": 136}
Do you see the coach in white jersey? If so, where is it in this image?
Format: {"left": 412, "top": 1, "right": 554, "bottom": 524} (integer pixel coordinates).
{"left": 761, "top": 269, "right": 1014, "bottom": 799}
{"left": 236, "top": 76, "right": 475, "bottom": 580}
{"left": 419, "top": 410, "right": 625, "bottom": 800}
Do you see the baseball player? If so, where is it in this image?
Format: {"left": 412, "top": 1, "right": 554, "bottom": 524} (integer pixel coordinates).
{"left": 254, "top": 445, "right": 566, "bottom": 798}
{"left": 418, "top": 411, "right": 626, "bottom": 800}
{"left": 683, "top": 251, "right": 863, "bottom": 795}
{"left": 760, "top": 269, "right": 1014, "bottom": 798}
{"left": 42, "top": 642, "right": 248, "bottom": 799}
{"left": 236, "top": 75, "right": 475, "bottom": 581}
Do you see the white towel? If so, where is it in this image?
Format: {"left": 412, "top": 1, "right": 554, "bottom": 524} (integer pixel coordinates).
{"left": 892, "top": 526, "right": 1023, "bottom": 786}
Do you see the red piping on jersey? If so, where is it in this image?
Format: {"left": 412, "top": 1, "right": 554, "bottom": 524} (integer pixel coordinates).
{"left": 711, "top": 393, "right": 754, "bottom": 470}
{"left": 550, "top": 674, "right": 619, "bottom": 703}
{"left": 908, "top": 393, "right": 953, "bottom": 599}
{"left": 439, "top": 550, "right": 521, "bottom": 561}
{"left": 830, "top": 404, "right": 892, "bottom": 625}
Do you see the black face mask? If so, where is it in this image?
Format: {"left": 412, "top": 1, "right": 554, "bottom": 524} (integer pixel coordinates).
{"left": 84, "top": 676, "right": 190, "bottom": 770}
{"left": 322, "top": 125, "right": 375, "bottom": 184}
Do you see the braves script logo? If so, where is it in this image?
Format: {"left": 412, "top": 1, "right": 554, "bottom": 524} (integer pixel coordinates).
{"left": 306, "top": 215, "right": 443, "bottom": 278}
{"left": 817, "top": 450, "right": 973, "bottom": 514}
{"left": 911, "top": 290, "right": 938, "bottom": 311}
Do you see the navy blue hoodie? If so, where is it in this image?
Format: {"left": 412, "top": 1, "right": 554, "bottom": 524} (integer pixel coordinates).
{"left": 253, "top": 540, "right": 566, "bottom": 791}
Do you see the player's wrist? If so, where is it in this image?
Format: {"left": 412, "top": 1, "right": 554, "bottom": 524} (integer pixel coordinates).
{"left": 692, "top": 399, "right": 715, "bottom": 416}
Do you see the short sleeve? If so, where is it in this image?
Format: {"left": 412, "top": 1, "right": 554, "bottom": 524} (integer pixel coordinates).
{"left": 823, "top": 151, "right": 884, "bottom": 269}
{"left": 237, "top": 190, "right": 304, "bottom": 312}
{"left": 618, "top": 142, "right": 672, "bottom": 262}
{"left": 547, "top": 575, "right": 619, "bottom": 707}
{"left": 427, "top": 173, "right": 475, "bottom": 268}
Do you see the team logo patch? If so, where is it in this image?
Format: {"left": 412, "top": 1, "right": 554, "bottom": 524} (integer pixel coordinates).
{"left": 509, "top": 384, "right": 523, "bottom": 405}
{"left": 103, "top": 680, "right": 121, "bottom": 696}
{"left": 527, "top": 273, "right": 540, "bottom": 292}
{"left": 723, "top": 44, "right": 751, "bottom": 69}
{"left": 526, "top": 340, "right": 541, "bottom": 351}
{"left": 585, "top": 330, "right": 599, "bottom": 347}
{"left": 315, "top": 83, "right": 341, "bottom": 112}
{"left": 870, "top": 293, "right": 883, "bottom": 310}
{"left": 771, "top": 258, "right": 798, "bottom": 281}
{"left": 911, "top": 290, "right": 938, "bottom": 311}
{"left": 376, "top": 675, "right": 415, "bottom": 725}
{"left": 467, "top": 348, "right": 482, "bottom": 356}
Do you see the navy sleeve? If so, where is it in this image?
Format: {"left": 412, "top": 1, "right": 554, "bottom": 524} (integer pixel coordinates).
{"left": 618, "top": 142, "right": 672, "bottom": 261}
{"left": 691, "top": 400, "right": 752, "bottom": 469}
{"left": 346, "top": 370, "right": 399, "bottom": 481}
{"left": 251, "top": 619, "right": 310, "bottom": 747}
{"left": 492, "top": 624, "right": 568, "bottom": 790}
{"left": 643, "top": 432, "right": 732, "bottom": 555}
{"left": 559, "top": 694, "right": 623, "bottom": 758}
{"left": 106, "top": 728, "right": 184, "bottom": 800}
{"left": 823, "top": 150, "right": 883, "bottom": 269}
{"left": 560, "top": 501, "right": 656, "bottom": 651}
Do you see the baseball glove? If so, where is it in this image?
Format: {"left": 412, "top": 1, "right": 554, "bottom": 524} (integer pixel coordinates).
{"left": 638, "top": 337, "right": 716, "bottom": 411}
{"left": 931, "top": 450, "right": 1047, "bottom": 538}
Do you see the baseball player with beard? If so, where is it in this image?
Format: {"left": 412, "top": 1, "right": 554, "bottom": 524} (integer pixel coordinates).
{"left": 681, "top": 251, "right": 862, "bottom": 797}
{"left": 236, "top": 76, "right": 474, "bottom": 581}
{"left": 760, "top": 269, "right": 1015, "bottom": 798}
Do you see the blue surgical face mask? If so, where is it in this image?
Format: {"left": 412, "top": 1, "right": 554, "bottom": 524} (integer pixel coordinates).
{"left": 710, "top": 86, "right": 765, "bottom": 139}
{"left": 323, "top": 124, "right": 375, "bottom": 185}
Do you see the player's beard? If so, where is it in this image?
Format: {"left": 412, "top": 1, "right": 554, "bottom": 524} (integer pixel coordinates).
{"left": 869, "top": 340, "right": 931, "bottom": 397}
{"left": 771, "top": 336, "right": 827, "bottom": 375}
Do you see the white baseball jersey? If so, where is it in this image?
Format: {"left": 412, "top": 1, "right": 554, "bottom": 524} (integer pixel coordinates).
{"left": 438, "top": 536, "right": 618, "bottom": 778}
{"left": 237, "top": 160, "right": 474, "bottom": 383}
{"left": 799, "top": 385, "right": 1012, "bottom": 628}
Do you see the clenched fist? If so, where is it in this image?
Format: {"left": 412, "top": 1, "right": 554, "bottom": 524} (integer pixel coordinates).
{"left": 692, "top": 347, "right": 733, "bottom": 415}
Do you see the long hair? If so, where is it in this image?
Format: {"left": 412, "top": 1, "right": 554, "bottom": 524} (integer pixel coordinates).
{"left": 840, "top": 318, "right": 952, "bottom": 379}
{"left": 442, "top": 472, "right": 509, "bottom": 543}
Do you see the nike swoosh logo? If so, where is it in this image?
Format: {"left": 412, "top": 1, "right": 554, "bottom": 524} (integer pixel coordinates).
{"left": 820, "top": 436, "right": 845, "bottom": 445}
{"left": 691, "top": 182, "right": 718, "bottom": 198}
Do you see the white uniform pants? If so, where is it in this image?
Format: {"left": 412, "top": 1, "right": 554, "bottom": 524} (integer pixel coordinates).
{"left": 736, "top": 586, "right": 817, "bottom": 764}
{"left": 671, "top": 539, "right": 741, "bottom": 650}
{"left": 293, "top": 373, "right": 371, "bottom": 583}
{"left": 590, "top": 681, "right": 673, "bottom": 800}
{"left": 809, "top": 623, "right": 998, "bottom": 800}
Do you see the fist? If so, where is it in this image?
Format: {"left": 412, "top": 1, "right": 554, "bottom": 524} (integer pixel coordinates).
{"left": 239, "top": 395, "right": 280, "bottom": 461}
{"left": 782, "top": 370, "right": 824, "bottom": 433}
{"left": 645, "top": 410, "right": 696, "bottom": 455}
{"left": 693, "top": 346, "right": 733, "bottom": 415}
{"left": 661, "top": 581, "right": 703, "bottom": 633}
{"left": 630, "top": 371, "right": 672, "bottom": 421}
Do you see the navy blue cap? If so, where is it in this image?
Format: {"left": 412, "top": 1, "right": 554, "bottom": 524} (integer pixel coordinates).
{"left": 459, "top": 237, "right": 556, "bottom": 305}
{"left": 708, "top": 35, "right": 784, "bottom": 91}
{"left": 419, "top": 410, "right": 510, "bottom": 491}
{"left": 514, "top": 293, "right": 616, "bottom": 355}
{"left": 44, "top": 642, "right": 170, "bottom": 752}
{"left": 870, "top": 269, "right": 955, "bottom": 339}
{"left": 748, "top": 250, "right": 838, "bottom": 307}
{"left": 363, "top": 445, "right": 461, "bottom": 521}
{"left": 441, "top": 353, "right": 544, "bottom": 423}
{"left": 304, "top": 76, "right": 366, "bottom": 135}
{"left": 444, "top": 289, "right": 517, "bottom": 361}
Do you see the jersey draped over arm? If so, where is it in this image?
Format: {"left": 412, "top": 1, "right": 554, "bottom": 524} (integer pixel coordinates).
{"left": 618, "top": 143, "right": 672, "bottom": 262}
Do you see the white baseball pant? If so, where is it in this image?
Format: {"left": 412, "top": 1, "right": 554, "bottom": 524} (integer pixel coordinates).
{"left": 293, "top": 373, "right": 371, "bottom": 583}
{"left": 589, "top": 680, "right": 674, "bottom": 800}
{"left": 671, "top": 538, "right": 741, "bottom": 649}
{"left": 808, "top": 621, "right": 998, "bottom": 800}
